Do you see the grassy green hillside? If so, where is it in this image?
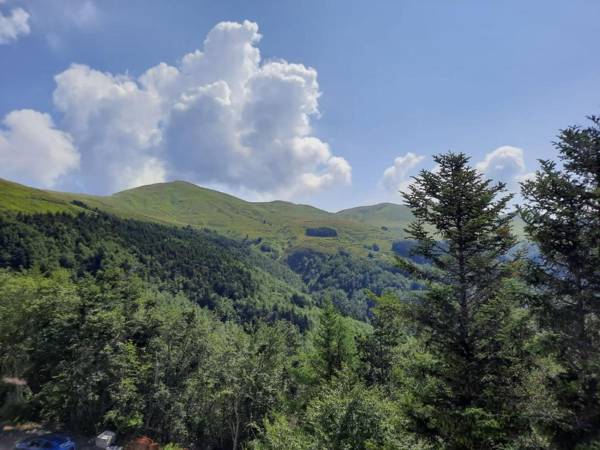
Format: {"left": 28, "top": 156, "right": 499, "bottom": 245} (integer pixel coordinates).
{"left": 0, "top": 178, "right": 82, "bottom": 214}
{"left": 89, "top": 181, "right": 407, "bottom": 256}
{"left": 0, "top": 178, "right": 408, "bottom": 257}
{"left": 337, "top": 202, "right": 414, "bottom": 235}
{"left": 0, "top": 178, "right": 527, "bottom": 256}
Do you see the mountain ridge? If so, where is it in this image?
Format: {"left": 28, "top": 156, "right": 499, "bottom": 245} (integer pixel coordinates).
{"left": 0, "top": 177, "right": 411, "bottom": 257}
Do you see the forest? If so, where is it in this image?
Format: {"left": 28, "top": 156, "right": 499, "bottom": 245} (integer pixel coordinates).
{"left": 0, "top": 115, "right": 599, "bottom": 450}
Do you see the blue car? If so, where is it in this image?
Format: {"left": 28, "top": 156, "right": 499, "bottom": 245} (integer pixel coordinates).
{"left": 14, "top": 434, "right": 76, "bottom": 450}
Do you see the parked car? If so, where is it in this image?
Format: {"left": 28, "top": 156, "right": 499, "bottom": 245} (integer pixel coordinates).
{"left": 14, "top": 434, "right": 76, "bottom": 450}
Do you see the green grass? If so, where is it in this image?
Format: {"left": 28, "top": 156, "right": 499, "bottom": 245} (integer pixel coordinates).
{"left": 98, "top": 181, "right": 411, "bottom": 256}
{"left": 0, "top": 179, "right": 82, "bottom": 214}
{"left": 0, "top": 179, "right": 412, "bottom": 257}
{"left": 0, "top": 178, "right": 529, "bottom": 257}
{"left": 337, "top": 203, "right": 414, "bottom": 235}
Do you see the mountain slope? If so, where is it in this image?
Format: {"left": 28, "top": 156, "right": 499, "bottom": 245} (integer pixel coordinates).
{"left": 0, "top": 178, "right": 406, "bottom": 256}
{"left": 0, "top": 209, "right": 314, "bottom": 329}
{"left": 0, "top": 178, "right": 82, "bottom": 214}
{"left": 94, "top": 181, "right": 402, "bottom": 255}
{"left": 337, "top": 203, "right": 413, "bottom": 234}
{"left": 0, "top": 178, "right": 527, "bottom": 256}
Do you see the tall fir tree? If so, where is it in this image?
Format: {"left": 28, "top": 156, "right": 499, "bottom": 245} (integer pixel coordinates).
{"left": 521, "top": 116, "right": 600, "bottom": 449}
{"left": 313, "top": 302, "right": 356, "bottom": 381}
{"left": 400, "top": 152, "right": 537, "bottom": 449}
{"left": 358, "top": 292, "right": 405, "bottom": 388}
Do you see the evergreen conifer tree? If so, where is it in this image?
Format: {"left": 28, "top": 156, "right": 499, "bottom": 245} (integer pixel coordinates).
{"left": 401, "top": 152, "right": 536, "bottom": 449}
{"left": 521, "top": 116, "right": 600, "bottom": 448}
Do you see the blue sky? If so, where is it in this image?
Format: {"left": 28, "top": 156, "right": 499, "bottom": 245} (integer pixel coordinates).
{"left": 1, "top": 0, "right": 599, "bottom": 210}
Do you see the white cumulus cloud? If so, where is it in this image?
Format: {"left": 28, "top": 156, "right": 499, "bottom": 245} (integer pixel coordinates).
{"left": 0, "top": 109, "right": 79, "bottom": 187}
{"left": 382, "top": 152, "right": 425, "bottom": 195}
{"left": 53, "top": 63, "right": 165, "bottom": 191}
{"left": 475, "top": 146, "right": 533, "bottom": 191}
{"left": 48, "top": 20, "right": 350, "bottom": 197}
{"left": 0, "top": 6, "right": 30, "bottom": 44}
{"left": 380, "top": 147, "right": 532, "bottom": 200}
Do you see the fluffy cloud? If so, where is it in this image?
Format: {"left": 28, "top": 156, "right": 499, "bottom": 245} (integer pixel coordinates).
{"left": 53, "top": 63, "right": 165, "bottom": 191}
{"left": 0, "top": 7, "right": 30, "bottom": 44}
{"left": 0, "top": 110, "right": 79, "bottom": 187}
{"left": 382, "top": 152, "right": 425, "bottom": 194}
{"left": 379, "top": 147, "right": 533, "bottom": 200}
{"left": 475, "top": 146, "right": 533, "bottom": 191}
{"left": 48, "top": 20, "right": 350, "bottom": 196}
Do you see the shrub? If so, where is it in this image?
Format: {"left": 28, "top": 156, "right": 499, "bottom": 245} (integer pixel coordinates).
{"left": 305, "top": 227, "right": 337, "bottom": 237}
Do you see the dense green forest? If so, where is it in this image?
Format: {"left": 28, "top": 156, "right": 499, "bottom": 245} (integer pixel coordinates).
{"left": 1, "top": 116, "right": 599, "bottom": 449}
{"left": 0, "top": 212, "right": 313, "bottom": 329}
